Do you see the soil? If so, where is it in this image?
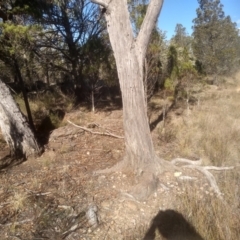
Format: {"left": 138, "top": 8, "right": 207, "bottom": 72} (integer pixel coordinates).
{"left": 3, "top": 70, "right": 238, "bottom": 240}
{"left": 0, "top": 80, "right": 234, "bottom": 239}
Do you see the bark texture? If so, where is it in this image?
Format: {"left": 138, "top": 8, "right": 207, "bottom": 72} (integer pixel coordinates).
{"left": 92, "top": 0, "right": 165, "bottom": 172}
{"left": 0, "top": 80, "right": 42, "bottom": 158}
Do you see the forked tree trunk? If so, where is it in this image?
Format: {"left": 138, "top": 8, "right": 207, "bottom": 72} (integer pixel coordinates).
{"left": 92, "top": 0, "right": 166, "bottom": 173}
{"left": 0, "top": 79, "right": 42, "bottom": 159}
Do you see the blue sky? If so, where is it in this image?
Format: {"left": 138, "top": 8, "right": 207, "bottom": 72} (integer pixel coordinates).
{"left": 158, "top": 0, "right": 240, "bottom": 39}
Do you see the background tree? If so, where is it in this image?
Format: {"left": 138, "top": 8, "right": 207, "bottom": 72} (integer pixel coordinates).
{"left": 192, "top": 0, "right": 239, "bottom": 76}
{"left": 144, "top": 29, "right": 166, "bottom": 102}
{"left": 172, "top": 23, "right": 191, "bottom": 49}
{"left": 34, "top": 0, "right": 106, "bottom": 94}
{"left": 0, "top": 0, "right": 43, "bottom": 131}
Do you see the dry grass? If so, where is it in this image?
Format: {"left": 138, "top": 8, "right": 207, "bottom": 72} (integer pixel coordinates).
{"left": 171, "top": 174, "right": 240, "bottom": 240}
{"left": 15, "top": 90, "right": 74, "bottom": 132}
{"left": 173, "top": 85, "right": 240, "bottom": 166}
{"left": 1, "top": 73, "right": 240, "bottom": 239}
{"left": 154, "top": 72, "right": 240, "bottom": 239}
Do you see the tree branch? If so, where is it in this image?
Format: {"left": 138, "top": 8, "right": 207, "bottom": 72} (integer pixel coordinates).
{"left": 67, "top": 120, "right": 124, "bottom": 139}
{"left": 91, "top": 0, "right": 108, "bottom": 8}
{"left": 136, "top": 0, "right": 164, "bottom": 64}
{"left": 184, "top": 165, "right": 223, "bottom": 198}
{"left": 171, "top": 158, "right": 202, "bottom": 166}
{"left": 171, "top": 158, "right": 234, "bottom": 199}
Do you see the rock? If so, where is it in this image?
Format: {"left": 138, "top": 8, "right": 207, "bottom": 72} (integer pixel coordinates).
{"left": 86, "top": 205, "right": 98, "bottom": 227}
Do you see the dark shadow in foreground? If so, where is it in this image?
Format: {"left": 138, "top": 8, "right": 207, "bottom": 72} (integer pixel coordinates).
{"left": 143, "top": 209, "right": 204, "bottom": 240}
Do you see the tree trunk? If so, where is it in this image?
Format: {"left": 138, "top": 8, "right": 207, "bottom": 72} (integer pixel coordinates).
{"left": 14, "top": 59, "right": 36, "bottom": 133}
{"left": 0, "top": 79, "right": 42, "bottom": 159}
{"left": 92, "top": 0, "right": 166, "bottom": 173}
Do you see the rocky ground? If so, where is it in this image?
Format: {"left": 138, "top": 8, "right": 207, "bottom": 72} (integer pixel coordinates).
{"left": 0, "top": 74, "right": 239, "bottom": 239}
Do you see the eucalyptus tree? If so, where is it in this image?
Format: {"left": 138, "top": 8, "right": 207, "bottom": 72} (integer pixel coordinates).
{"left": 90, "top": 0, "right": 176, "bottom": 201}
{"left": 129, "top": 0, "right": 166, "bottom": 102}
{"left": 172, "top": 24, "right": 192, "bottom": 49}
{"left": 192, "top": 0, "right": 239, "bottom": 75}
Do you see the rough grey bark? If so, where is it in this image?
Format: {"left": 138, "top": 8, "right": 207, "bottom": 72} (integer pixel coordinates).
{"left": 92, "top": 0, "right": 166, "bottom": 173}
{"left": 0, "top": 79, "right": 42, "bottom": 159}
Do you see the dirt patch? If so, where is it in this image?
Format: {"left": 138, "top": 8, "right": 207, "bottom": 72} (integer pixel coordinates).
{"left": 0, "top": 75, "right": 239, "bottom": 239}
{"left": 0, "top": 110, "right": 217, "bottom": 240}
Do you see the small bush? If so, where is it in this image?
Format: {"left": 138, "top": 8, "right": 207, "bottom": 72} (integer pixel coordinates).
{"left": 164, "top": 78, "right": 175, "bottom": 91}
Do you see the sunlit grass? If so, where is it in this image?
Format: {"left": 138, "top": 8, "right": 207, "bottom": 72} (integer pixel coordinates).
{"left": 154, "top": 72, "right": 240, "bottom": 239}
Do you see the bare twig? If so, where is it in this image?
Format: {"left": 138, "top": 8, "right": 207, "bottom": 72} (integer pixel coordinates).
{"left": 0, "top": 218, "right": 34, "bottom": 227}
{"left": 62, "top": 223, "right": 79, "bottom": 239}
{"left": 67, "top": 120, "right": 124, "bottom": 139}
{"left": 204, "top": 166, "right": 234, "bottom": 171}
{"left": 24, "top": 188, "right": 51, "bottom": 196}
{"left": 184, "top": 165, "right": 223, "bottom": 198}
{"left": 171, "top": 158, "right": 202, "bottom": 166}
{"left": 171, "top": 158, "right": 234, "bottom": 199}
{"left": 91, "top": 0, "right": 108, "bottom": 8}
{"left": 0, "top": 201, "right": 11, "bottom": 208}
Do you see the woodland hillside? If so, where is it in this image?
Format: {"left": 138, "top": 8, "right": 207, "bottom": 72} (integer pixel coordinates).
{"left": 0, "top": 71, "right": 240, "bottom": 240}
{"left": 0, "top": 0, "right": 240, "bottom": 239}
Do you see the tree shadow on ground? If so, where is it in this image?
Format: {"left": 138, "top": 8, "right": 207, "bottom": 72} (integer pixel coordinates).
{"left": 0, "top": 154, "right": 25, "bottom": 171}
{"left": 36, "top": 112, "right": 64, "bottom": 146}
{"left": 143, "top": 209, "right": 204, "bottom": 240}
{"left": 149, "top": 102, "right": 174, "bottom": 132}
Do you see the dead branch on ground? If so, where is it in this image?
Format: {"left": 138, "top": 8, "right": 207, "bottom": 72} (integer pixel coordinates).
{"left": 67, "top": 120, "right": 124, "bottom": 139}
{"left": 171, "top": 158, "right": 234, "bottom": 199}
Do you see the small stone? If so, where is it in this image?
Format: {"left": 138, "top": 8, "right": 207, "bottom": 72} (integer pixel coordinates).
{"left": 179, "top": 176, "right": 197, "bottom": 180}
{"left": 174, "top": 171, "right": 182, "bottom": 177}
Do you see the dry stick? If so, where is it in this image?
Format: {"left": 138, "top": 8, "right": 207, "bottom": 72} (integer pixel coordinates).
{"left": 0, "top": 202, "right": 11, "bottom": 208}
{"left": 67, "top": 120, "right": 124, "bottom": 139}
{"left": 204, "top": 166, "right": 234, "bottom": 171}
{"left": 0, "top": 218, "right": 34, "bottom": 227}
{"left": 0, "top": 190, "right": 51, "bottom": 208}
{"left": 171, "top": 158, "right": 202, "bottom": 166}
{"left": 62, "top": 223, "right": 79, "bottom": 239}
{"left": 171, "top": 158, "right": 234, "bottom": 199}
{"left": 24, "top": 188, "right": 51, "bottom": 196}
{"left": 184, "top": 165, "right": 223, "bottom": 198}
{"left": 95, "top": 122, "right": 121, "bottom": 134}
